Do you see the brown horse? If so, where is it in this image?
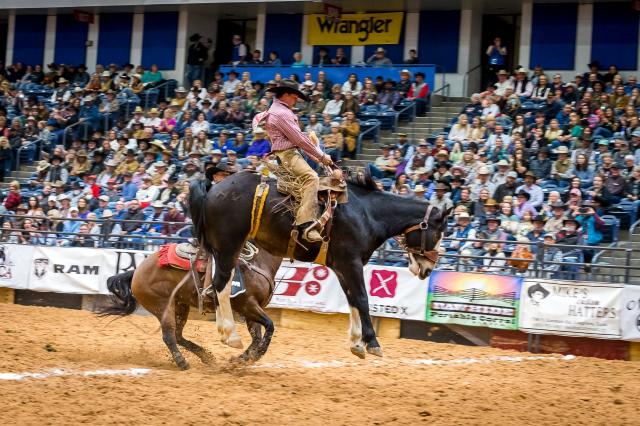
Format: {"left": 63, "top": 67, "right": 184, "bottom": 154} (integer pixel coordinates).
{"left": 98, "top": 247, "right": 282, "bottom": 369}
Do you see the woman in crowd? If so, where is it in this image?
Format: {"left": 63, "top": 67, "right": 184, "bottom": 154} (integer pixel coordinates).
{"left": 190, "top": 112, "right": 209, "bottom": 134}
{"left": 2, "top": 181, "right": 21, "bottom": 213}
{"left": 570, "top": 154, "right": 595, "bottom": 185}
{"left": 69, "top": 150, "right": 91, "bottom": 176}
{"left": 449, "top": 142, "right": 464, "bottom": 164}
{"left": 499, "top": 202, "right": 520, "bottom": 235}
{"left": 26, "top": 196, "right": 41, "bottom": 217}
{"left": 341, "top": 74, "right": 363, "bottom": 97}
{"left": 468, "top": 116, "right": 487, "bottom": 144}
{"left": 448, "top": 114, "right": 470, "bottom": 146}
{"left": 340, "top": 91, "right": 359, "bottom": 116}
{"left": 142, "top": 64, "right": 163, "bottom": 85}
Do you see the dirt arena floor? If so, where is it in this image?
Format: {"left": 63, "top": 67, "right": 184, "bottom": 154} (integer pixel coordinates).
{"left": 1, "top": 303, "right": 639, "bottom": 425}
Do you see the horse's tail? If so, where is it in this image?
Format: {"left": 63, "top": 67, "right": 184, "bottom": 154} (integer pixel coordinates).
{"left": 188, "top": 178, "right": 213, "bottom": 253}
{"left": 96, "top": 270, "right": 137, "bottom": 317}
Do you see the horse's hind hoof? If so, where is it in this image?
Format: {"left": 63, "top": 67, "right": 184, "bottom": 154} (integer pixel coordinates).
{"left": 176, "top": 359, "right": 190, "bottom": 370}
{"left": 226, "top": 335, "right": 244, "bottom": 349}
{"left": 367, "top": 346, "right": 384, "bottom": 357}
{"left": 350, "top": 345, "right": 366, "bottom": 359}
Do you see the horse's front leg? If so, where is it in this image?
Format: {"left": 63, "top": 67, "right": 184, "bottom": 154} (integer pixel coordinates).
{"left": 333, "top": 259, "right": 382, "bottom": 358}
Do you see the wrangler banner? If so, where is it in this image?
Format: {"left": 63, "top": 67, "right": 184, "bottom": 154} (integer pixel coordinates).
{"left": 425, "top": 272, "right": 523, "bottom": 330}
{"left": 307, "top": 12, "right": 404, "bottom": 46}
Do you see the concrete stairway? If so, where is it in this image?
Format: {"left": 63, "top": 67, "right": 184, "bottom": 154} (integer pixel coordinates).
{"left": 0, "top": 165, "right": 36, "bottom": 189}
{"left": 344, "top": 96, "right": 467, "bottom": 167}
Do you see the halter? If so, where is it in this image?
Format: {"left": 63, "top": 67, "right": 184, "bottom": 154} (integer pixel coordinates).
{"left": 396, "top": 204, "right": 440, "bottom": 264}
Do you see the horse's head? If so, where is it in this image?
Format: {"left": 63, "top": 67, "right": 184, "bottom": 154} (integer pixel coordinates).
{"left": 401, "top": 205, "right": 452, "bottom": 280}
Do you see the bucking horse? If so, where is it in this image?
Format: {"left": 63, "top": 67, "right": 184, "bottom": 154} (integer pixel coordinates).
{"left": 189, "top": 169, "right": 451, "bottom": 358}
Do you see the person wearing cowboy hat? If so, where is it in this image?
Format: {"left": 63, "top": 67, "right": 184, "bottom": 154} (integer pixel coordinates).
{"left": 366, "top": 47, "right": 392, "bottom": 67}
{"left": 150, "top": 161, "right": 169, "bottom": 187}
{"left": 515, "top": 171, "right": 543, "bottom": 208}
{"left": 494, "top": 70, "right": 511, "bottom": 97}
{"left": 252, "top": 79, "right": 333, "bottom": 243}
{"left": 550, "top": 145, "right": 572, "bottom": 185}
{"left": 469, "top": 165, "right": 496, "bottom": 201}
{"left": 205, "top": 161, "right": 237, "bottom": 184}
{"left": 50, "top": 77, "right": 71, "bottom": 103}
{"left": 114, "top": 149, "right": 139, "bottom": 177}
{"left": 44, "top": 155, "right": 68, "bottom": 184}
{"left": 514, "top": 190, "right": 537, "bottom": 219}
{"left": 35, "top": 159, "right": 50, "bottom": 181}
{"left": 429, "top": 182, "right": 453, "bottom": 211}
{"left": 186, "top": 33, "right": 209, "bottom": 86}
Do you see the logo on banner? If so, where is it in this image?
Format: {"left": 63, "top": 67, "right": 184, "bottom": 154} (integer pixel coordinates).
{"left": 275, "top": 265, "right": 330, "bottom": 297}
{"left": 307, "top": 12, "right": 404, "bottom": 45}
{"left": 369, "top": 269, "right": 398, "bottom": 298}
{"left": 526, "top": 282, "right": 550, "bottom": 307}
{"left": 33, "top": 258, "right": 49, "bottom": 279}
{"left": 0, "top": 245, "right": 14, "bottom": 279}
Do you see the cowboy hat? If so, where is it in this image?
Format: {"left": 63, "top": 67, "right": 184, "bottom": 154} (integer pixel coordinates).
{"left": 57, "top": 77, "right": 68, "bottom": 84}
{"left": 36, "top": 160, "right": 50, "bottom": 172}
{"left": 151, "top": 200, "right": 165, "bottom": 209}
{"left": 516, "top": 67, "right": 528, "bottom": 74}
{"left": 266, "top": 79, "right": 309, "bottom": 101}
{"left": 457, "top": 212, "right": 471, "bottom": 220}
{"left": 413, "top": 184, "right": 426, "bottom": 193}
{"left": 101, "top": 71, "right": 111, "bottom": 77}
{"left": 102, "top": 209, "right": 114, "bottom": 218}
{"left": 205, "top": 162, "right": 237, "bottom": 181}
{"left": 434, "top": 182, "right": 448, "bottom": 191}
{"left": 484, "top": 198, "right": 498, "bottom": 207}
{"left": 485, "top": 215, "right": 501, "bottom": 224}
{"left": 554, "top": 146, "right": 570, "bottom": 154}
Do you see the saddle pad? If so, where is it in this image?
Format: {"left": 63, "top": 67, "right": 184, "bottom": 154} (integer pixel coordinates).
{"left": 158, "top": 243, "right": 207, "bottom": 273}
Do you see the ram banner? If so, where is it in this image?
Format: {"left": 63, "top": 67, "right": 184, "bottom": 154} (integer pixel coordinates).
{"left": 307, "top": 12, "right": 404, "bottom": 45}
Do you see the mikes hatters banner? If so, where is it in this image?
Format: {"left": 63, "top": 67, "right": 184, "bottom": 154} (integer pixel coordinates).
{"left": 307, "top": 12, "right": 404, "bottom": 45}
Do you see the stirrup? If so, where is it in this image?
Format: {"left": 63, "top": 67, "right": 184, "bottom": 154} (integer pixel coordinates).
{"left": 203, "top": 285, "right": 214, "bottom": 297}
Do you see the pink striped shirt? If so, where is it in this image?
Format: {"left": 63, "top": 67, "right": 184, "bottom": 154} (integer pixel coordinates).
{"left": 253, "top": 99, "right": 324, "bottom": 162}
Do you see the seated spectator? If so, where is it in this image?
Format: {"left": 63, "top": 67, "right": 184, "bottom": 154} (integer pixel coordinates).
{"left": 322, "top": 122, "right": 344, "bottom": 162}
{"left": 340, "top": 91, "right": 360, "bottom": 116}
{"left": 549, "top": 146, "right": 572, "bottom": 186}
{"left": 448, "top": 114, "right": 471, "bottom": 146}
{"left": 141, "top": 64, "right": 163, "bottom": 84}
{"left": 246, "top": 128, "right": 270, "bottom": 158}
{"left": 469, "top": 166, "right": 496, "bottom": 201}
{"left": 341, "top": 74, "right": 362, "bottom": 97}
{"left": 161, "top": 202, "right": 186, "bottom": 236}
{"left": 331, "top": 48, "right": 349, "bottom": 65}
{"left": 340, "top": 111, "right": 360, "bottom": 159}
{"left": 429, "top": 182, "right": 453, "bottom": 211}
{"left": 366, "top": 47, "right": 392, "bottom": 67}
{"left": 291, "top": 52, "right": 306, "bottom": 67}
{"left": 406, "top": 72, "right": 429, "bottom": 116}
{"left": 479, "top": 242, "right": 506, "bottom": 273}
{"left": 515, "top": 171, "right": 543, "bottom": 208}
{"left": 378, "top": 79, "right": 402, "bottom": 109}
{"left": 323, "top": 92, "right": 343, "bottom": 117}
{"left": 513, "top": 190, "right": 537, "bottom": 219}
{"left": 266, "top": 51, "right": 282, "bottom": 66}
{"left": 69, "top": 150, "right": 91, "bottom": 177}
{"left": 70, "top": 222, "right": 96, "bottom": 248}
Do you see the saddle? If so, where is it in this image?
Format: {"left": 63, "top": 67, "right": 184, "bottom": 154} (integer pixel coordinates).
{"left": 264, "top": 162, "right": 348, "bottom": 205}
{"left": 158, "top": 243, "right": 207, "bottom": 273}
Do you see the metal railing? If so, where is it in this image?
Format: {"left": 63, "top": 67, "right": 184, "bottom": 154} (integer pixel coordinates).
{"left": 432, "top": 83, "right": 451, "bottom": 98}
{"left": 61, "top": 120, "right": 87, "bottom": 148}
{"left": 15, "top": 137, "right": 43, "bottom": 172}
{"left": 356, "top": 121, "right": 381, "bottom": 155}
{"left": 371, "top": 237, "right": 640, "bottom": 284}
{"left": 462, "top": 64, "right": 482, "bottom": 98}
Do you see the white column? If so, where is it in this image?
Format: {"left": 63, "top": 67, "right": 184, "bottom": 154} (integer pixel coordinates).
{"left": 255, "top": 12, "right": 266, "bottom": 59}
{"left": 43, "top": 13, "right": 57, "bottom": 66}
{"left": 174, "top": 7, "right": 188, "bottom": 85}
{"left": 518, "top": 0, "right": 533, "bottom": 70}
{"left": 404, "top": 12, "right": 420, "bottom": 57}
{"left": 351, "top": 46, "right": 364, "bottom": 64}
{"left": 300, "top": 14, "right": 313, "bottom": 65}
{"left": 130, "top": 13, "right": 144, "bottom": 67}
{"left": 575, "top": 3, "right": 594, "bottom": 75}
{"left": 85, "top": 13, "right": 99, "bottom": 70}
{"left": 5, "top": 11, "right": 15, "bottom": 65}
{"left": 457, "top": 9, "right": 472, "bottom": 74}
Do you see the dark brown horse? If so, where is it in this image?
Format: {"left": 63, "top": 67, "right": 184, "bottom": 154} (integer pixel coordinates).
{"left": 189, "top": 171, "right": 451, "bottom": 359}
{"left": 98, "top": 247, "right": 282, "bottom": 369}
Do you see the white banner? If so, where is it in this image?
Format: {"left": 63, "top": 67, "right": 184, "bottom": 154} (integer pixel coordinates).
{"left": 364, "top": 266, "right": 428, "bottom": 320}
{"left": 28, "top": 246, "right": 106, "bottom": 294}
{"left": 519, "top": 279, "right": 623, "bottom": 339}
{"left": 621, "top": 285, "right": 640, "bottom": 341}
{"left": 0, "top": 244, "right": 34, "bottom": 290}
{"left": 268, "top": 262, "right": 349, "bottom": 314}
{"left": 267, "top": 262, "right": 428, "bottom": 321}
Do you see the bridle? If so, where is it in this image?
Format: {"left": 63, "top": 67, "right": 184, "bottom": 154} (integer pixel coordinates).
{"left": 395, "top": 204, "right": 440, "bottom": 264}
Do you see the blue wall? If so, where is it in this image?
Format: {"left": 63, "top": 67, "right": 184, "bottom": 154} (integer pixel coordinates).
{"left": 13, "top": 15, "right": 47, "bottom": 66}
{"left": 97, "top": 13, "right": 133, "bottom": 67}
{"left": 141, "top": 12, "right": 178, "bottom": 70}
{"left": 364, "top": 23, "right": 406, "bottom": 65}
{"left": 264, "top": 14, "right": 303, "bottom": 65}
{"left": 591, "top": 2, "right": 639, "bottom": 70}
{"left": 530, "top": 3, "right": 577, "bottom": 70}
{"left": 54, "top": 15, "right": 88, "bottom": 65}
{"left": 418, "top": 11, "right": 460, "bottom": 72}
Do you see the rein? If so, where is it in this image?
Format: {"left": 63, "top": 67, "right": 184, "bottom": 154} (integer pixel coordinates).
{"left": 395, "top": 204, "right": 440, "bottom": 264}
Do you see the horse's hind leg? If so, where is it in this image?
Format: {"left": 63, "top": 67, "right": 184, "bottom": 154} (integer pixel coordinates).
{"left": 214, "top": 263, "right": 243, "bottom": 349}
{"left": 237, "top": 321, "right": 262, "bottom": 361}
{"left": 160, "top": 303, "right": 189, "bottom": 370}
{"left": 174, "top": 303, "right": 214, "bottom": 365}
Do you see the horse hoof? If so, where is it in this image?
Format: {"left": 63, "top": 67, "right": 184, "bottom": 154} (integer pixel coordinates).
{"left": 226, "top": 335, "right": 244, "bottom": 349}
{"left": 367, "top": 346, "right": 384, "bottom": 357}
{"left": 200, "top": 352, "right": 215, "bottom": 365}
{"left": 176, "top": 359, "right": 190, "bottom": 370}
{"left": 350, "top": 345, "right": 366, "bottom": 359}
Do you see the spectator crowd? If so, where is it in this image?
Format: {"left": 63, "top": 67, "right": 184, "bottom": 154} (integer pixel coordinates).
{"left": 370, "top": 60, "right": 640, "bottom": 276}
{"left": 0, "top": 51, "right": 429, "bottom": 248}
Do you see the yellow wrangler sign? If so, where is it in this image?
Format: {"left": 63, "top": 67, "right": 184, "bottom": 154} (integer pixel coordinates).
{"left": 307, "top": 12, "right": 404, "bottom": 45}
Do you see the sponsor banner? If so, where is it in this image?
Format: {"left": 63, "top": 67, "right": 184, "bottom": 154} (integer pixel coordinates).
{"left": 364, "top": 267, "right": 428, "bottom": 321}
{"left": 519, "top": 280, "right": 623, "bottom": 339}
{"left": 426, "top": 272, "right": 522, "bottom": 330}
{"left": 307, "top": 12, "right": 404, "bottom": 46}
{"left": 28, "top": 246, "right": 105, "bottom": 294}
{"left": 0, "top": 244, "right": 34, "bottom": 290}
{"left": 268, "top": 262, "right": 349, "bottom": 314}
{"left": 621, "top": 285, "right": 640, "bottom": 341}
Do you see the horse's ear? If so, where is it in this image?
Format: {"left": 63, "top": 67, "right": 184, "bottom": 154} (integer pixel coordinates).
{"left": 442, "top": 206, "right": 454, "bottom": 219}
